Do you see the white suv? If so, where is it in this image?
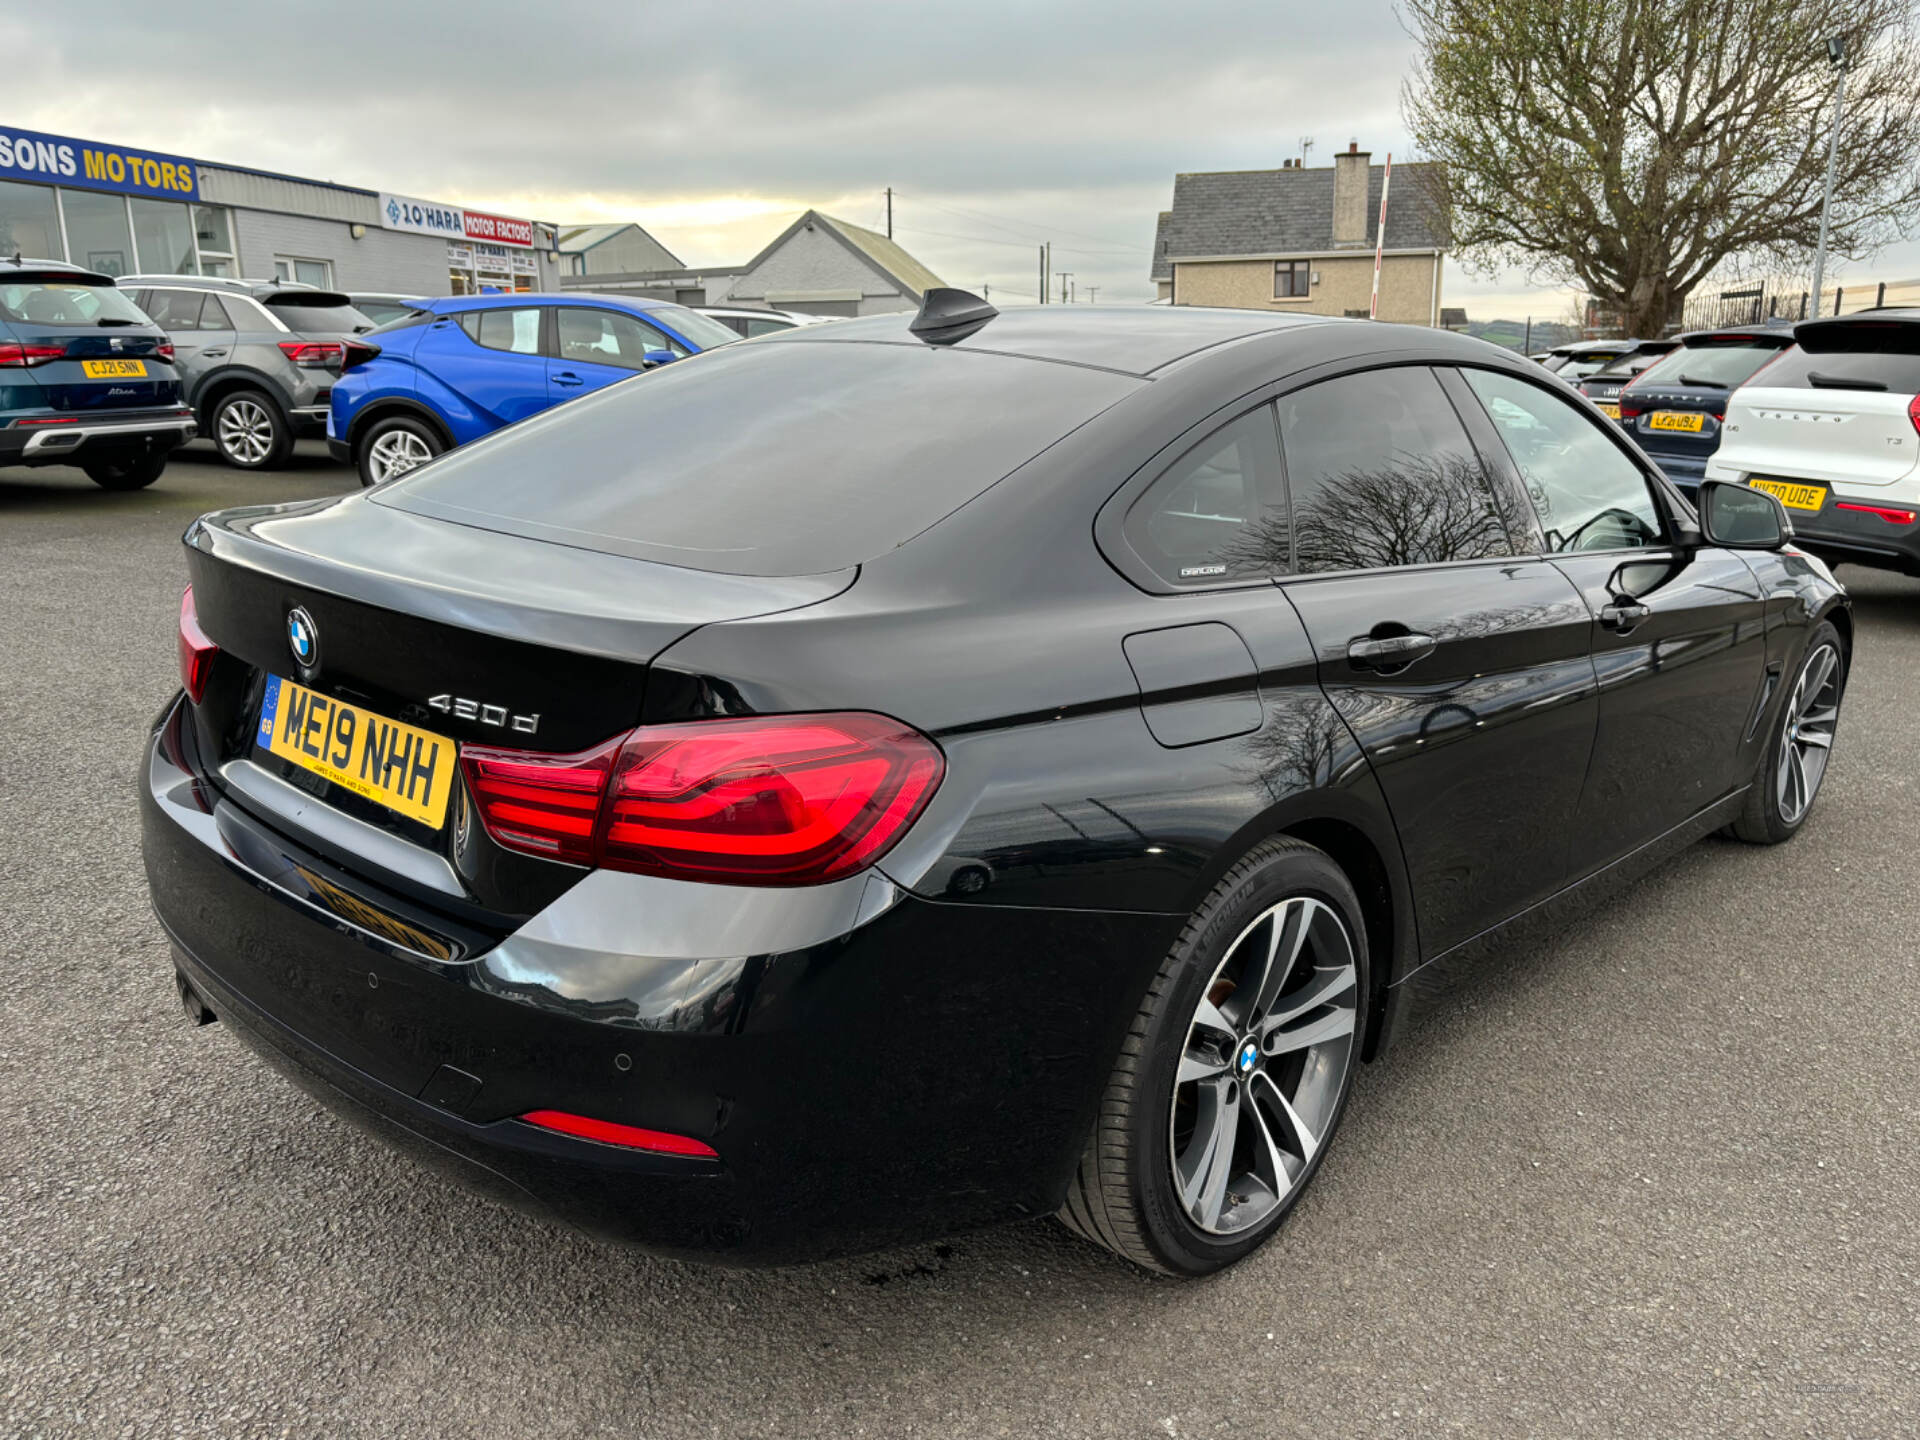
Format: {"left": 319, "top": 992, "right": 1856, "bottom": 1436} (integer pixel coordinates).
{"left": 1705, "top": 310, "right": 1920, "bottom": 576}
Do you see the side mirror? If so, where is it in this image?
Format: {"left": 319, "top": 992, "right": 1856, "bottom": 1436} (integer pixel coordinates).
{"left": 1698, "top": 480, "right": 1790, "bottom": 550}
{"left": 642, "top": 349, "right": 677, "bottom": 368}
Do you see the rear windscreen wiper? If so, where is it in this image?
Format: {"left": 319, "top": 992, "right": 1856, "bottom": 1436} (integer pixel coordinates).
{"left": 1676, "top": 374, "right": 1721, "bottom": 387}
{"left": 95, "top": 317, "right": 140, "bottom": 327}
{"left": 1806, "top": 372, "right": 1888, "bottom": 391}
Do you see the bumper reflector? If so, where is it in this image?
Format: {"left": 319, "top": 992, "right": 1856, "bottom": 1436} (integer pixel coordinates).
{"left": 519, "top": 1109, "right": 718, "bottom": 1158}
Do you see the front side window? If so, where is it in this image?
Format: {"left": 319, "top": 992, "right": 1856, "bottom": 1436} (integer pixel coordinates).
{"left": 1121, "top": 408, "right": 1287, "bottom": 586}
{"left": 1461, "top": 367, "right": 1665, "bottom": 553}
{"left": 458, "top": 307, "right": 542, "bottom": 355}
{"left": 1274, "top": 260, "right": 1310, "bottom": 299}
{"left": 556, "top": 307, "right": 673, "bottom": 370}
{"left": 1278, "top": 366, "right": 1520, "bottom": 573}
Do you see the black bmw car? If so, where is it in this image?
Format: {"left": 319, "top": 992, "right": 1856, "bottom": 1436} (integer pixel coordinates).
{"left": 143, "top": 294, "right": 1850, "bottom": 1276}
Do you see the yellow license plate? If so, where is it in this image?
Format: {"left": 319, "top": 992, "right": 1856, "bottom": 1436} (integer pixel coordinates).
{"left": 81, "top": 358, "right": 147, "bottom": 379}
{"left": 256, "top": 675, "right": 454, "bottom": 828}
{"left": 1750, "top": 479, "right": 1828, "bottom": 513}
{"left": 1649, "top": 411, "right": 1706, "bottom": 433}
{"left": 1597, "top": 402, "right": 1621, "bottom": 419}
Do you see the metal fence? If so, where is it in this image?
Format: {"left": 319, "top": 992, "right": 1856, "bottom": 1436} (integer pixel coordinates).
{"left": 1679, "top": 278, "right": 1920, "bottom": 331}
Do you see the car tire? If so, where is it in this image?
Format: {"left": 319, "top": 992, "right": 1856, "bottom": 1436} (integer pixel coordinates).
{"left": 82, "top": 453, "right": 168, "bottom": 491}
{"left": 210, "top": 390, "right": 292, "bottom": 470}
{"left": 354, "top": 415, "right": 443, "bottom": 488}
{"left": 1058, "top": 836, "right": 1369, "bottom": 1276}
{"left": 1727, "top": 620, "right": 1845, "bottom": 845}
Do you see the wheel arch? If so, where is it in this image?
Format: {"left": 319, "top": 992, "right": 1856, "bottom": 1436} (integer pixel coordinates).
{"left": 195, "top": 369, "right": 296, "bottom": 426}
{"left": 348, "top": 397, "right": 454, "bottom": 454}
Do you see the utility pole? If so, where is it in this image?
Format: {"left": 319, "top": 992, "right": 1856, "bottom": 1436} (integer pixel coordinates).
{"left": 982, "top": 283, "right": 990, "bottom": 302}
{"left": 1057, "top": 271, "right": 1073, "bottom": 305}
{"left": 1810, "top": 36, "right": 1849, "bottom": 319}
{"left": 1085, "top": 286, "right": 1099, "bottom": 305}
{"left": 885, "top": 187, "right": 892, "bottom": 239}
{"left": 1040, "top": 244, "right": 1049, "bottom": 303}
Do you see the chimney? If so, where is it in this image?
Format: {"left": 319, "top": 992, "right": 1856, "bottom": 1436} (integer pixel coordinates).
{"left": 1332, "top": 142, "right": 1370, "bottom": 245}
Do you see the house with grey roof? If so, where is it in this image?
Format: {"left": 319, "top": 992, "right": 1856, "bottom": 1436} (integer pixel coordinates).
{"left": 1152, "top": 144, "right": 1448, "bottom": 325}
{"left": 557, "top": 222, "right": 682, "bottom": 278}
{"left": 558, "top": 209, "right": 941, "bottom": 317}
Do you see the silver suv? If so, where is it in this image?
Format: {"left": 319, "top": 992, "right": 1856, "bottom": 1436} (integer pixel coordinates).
{"left": 121, "top": 275, "right": 374, "bottom": 469}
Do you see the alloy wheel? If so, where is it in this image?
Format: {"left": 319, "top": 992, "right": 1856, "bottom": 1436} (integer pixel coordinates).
{"left": 1777, "top": 642, "right": 1841, "bottom": 825}
{"left": 366, "top": 428, "right": 435, "bottom": 483}
{"left": 1170, "top": 896, "right": 1359, "bottom": 1237}
{"left": 217, "top": 399, "right": 276, "bottom": 465}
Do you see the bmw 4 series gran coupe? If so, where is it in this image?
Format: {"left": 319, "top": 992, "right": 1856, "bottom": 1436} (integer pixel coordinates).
{"left": 142, "top": 292, "right": 1850, "bottom": 1275}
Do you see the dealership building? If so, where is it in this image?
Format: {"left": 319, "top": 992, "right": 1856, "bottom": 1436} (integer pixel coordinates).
{"left": 0, "top": 124, "right": 563, "bottom": 296}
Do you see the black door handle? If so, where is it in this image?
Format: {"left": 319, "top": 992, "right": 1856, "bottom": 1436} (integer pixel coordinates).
{"left": 1599, "top": 601, "right": 1651, "bottom": 632}
{"left": 1347, "top": 632, "right": 1437, "bottom": 669}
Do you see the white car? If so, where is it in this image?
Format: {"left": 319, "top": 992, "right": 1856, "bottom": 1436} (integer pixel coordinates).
{"left": 1705, "top": 310, "right": 1920, "bottom": 577}
{"left": 695, "top": 306, "right": 838, "bottom": 339}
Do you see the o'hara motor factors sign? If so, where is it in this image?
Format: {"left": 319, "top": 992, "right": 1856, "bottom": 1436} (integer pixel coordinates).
{"left": 0, "top": 126, "right": 199, "bottom": 200}
{"left": 379, "top": 192, "right": 534, "bottom": 247}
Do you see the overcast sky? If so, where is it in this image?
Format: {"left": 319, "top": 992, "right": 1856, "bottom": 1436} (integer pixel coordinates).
{"left": 6, "top": 1, "right": 1914, "bottom": 319}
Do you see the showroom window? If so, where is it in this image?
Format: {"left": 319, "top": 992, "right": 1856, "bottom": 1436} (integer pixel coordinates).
{"left": 130, "top": 198, "right": 198, "bottom": 274}
{"left": 0, "top": 179, "right": 62, "bottom": 262}
{"left": 192, "top": 205, "right": 236, "bottom": 276}
{"left": 60, "top": 187, "right": 136, "bottom": 276}
{"left": 273, "top": 256, "right": 333, "bottom": 287}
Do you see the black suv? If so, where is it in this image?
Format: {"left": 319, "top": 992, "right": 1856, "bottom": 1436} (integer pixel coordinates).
{"left": 121, "top": 275, "right": 373, "bottom": 469}
{"left": 0, "top": 259, "right": 195, "bottom": 489}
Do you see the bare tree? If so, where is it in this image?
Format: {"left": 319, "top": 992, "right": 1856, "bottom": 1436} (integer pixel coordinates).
{"left": 1402, "top": 0, "right": 1920, "bottom": 334}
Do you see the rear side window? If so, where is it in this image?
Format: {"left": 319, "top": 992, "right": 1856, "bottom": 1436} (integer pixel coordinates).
{"left": 378, "top": 341, "right": 1139, "bottom": 576}
{"left": 745, "top": 318, "right": 793, "bottom": 337}
{"left": 1122, "top": 408, "right": 1286, "bottom": 585}
{"left": 1634, "top": 340, "right": 1790, "bottom": 389}
{"left": 142, "top": 289, "right": 217, "bottom": 331}
{"left": 1749, "top": 342, "right": 1920, "bottom": 395}
{"left": 1278, "top": 367, "right": 1519, "bottom": 573}
{"left": 459, "top": 307, "right": 542, "bottom": 355}
{"left": 1462, "top": 368, "right": 1665, "bottom": 553}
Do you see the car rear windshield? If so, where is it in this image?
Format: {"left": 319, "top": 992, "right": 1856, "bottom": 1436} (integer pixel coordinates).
{"left": 1750, "top": 344, "right": 1920, "bottom": 395}
{"left": 1558, "top": 351, "right": 1632, "bottom": 378}
{"left": 264, "top": 296, "right": 375, "bottom": 333}
{"left": 376, "top": 340, "right": 1140, "bottom": 576}
{"left": 1634, "top": 339, "right": 1791, "bottom": 389}
{"left": 0, "top": 279, "right": 152, "bottom": 327}
{"left": 645, "top": 303, "right": 743, "bottom": 351}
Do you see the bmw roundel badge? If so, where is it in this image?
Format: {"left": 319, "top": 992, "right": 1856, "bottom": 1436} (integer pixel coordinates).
{"left": 287, "top": 607, "right": 319, "bottom": 670}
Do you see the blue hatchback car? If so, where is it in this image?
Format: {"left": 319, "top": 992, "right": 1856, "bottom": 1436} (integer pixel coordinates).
{"left": 328, "top": 293, "right": 740, "bottom": 485}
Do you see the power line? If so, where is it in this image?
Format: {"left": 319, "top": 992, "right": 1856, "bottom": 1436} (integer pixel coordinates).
{"left": 893, "top": 189, "right": 1138, "bottom": 251}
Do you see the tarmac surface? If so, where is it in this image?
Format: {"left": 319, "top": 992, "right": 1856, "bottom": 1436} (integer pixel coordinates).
{"left": 3, "top": 443, "right": 1917, "bottom": 1438}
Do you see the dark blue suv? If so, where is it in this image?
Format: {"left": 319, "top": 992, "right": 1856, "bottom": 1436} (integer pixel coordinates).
{"left": 327, "top": 293, "right": 740, "bottom": 486}
{"left": 1, "top": 260, "right": 195, "bottom": 489}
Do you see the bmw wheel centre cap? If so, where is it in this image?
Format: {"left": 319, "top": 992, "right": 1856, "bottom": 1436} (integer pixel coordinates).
{"left": 287, "top": 607, "right": 319, "bottom": 670}
{"left": 1237, "top": 1041, "right": 1259, "bottom": 1076}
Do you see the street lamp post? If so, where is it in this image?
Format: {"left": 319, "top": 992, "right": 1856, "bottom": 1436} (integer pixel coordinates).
{"left": 1810, "top": 34, "right": 1850, "bottom": 320}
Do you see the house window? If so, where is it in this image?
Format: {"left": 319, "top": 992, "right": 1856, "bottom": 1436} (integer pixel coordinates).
{"left": 274, "top": 256, "right": 333, "bottom": 288}
{"left": 1274, "top": 260, "right": 1311, "bottom": 298}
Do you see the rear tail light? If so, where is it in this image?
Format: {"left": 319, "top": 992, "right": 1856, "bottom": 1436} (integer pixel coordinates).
{"left": 278, "top": 340, "right": 346, "bottom": 368}
{"left": 519, "top": 1110, "right": 718, "bottom": 1158}
{"left": 0, "top": 341, "right": 66, "bottom": 367}
{"left": 177, "top": 587, "right": 218, "bottom": 703}
{"left": 460, "top": 712, "right": 945, "bottom": 886}
{"left": 1834, "top": 500, "right": 1918, "bottom": 525}
{"left": 1909, "top": 393, "right": 1920, "bottom": 439}
{"left": 341, "top": 340, "right": 383, "bottom": 371}
{"left": 155, "top": 340, "right": 176, "bottom": 363}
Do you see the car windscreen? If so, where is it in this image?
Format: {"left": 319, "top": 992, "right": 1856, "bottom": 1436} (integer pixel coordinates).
{"left": 264, "top": 296, "right": 376, "bottom": 333}
{"left": 1635, "top": 339, "right": 1790, "bottom": 389}
{"left": 376, "top": 340, "right": 1140, "bottom": 576}
{"left": 1749, "top": 344, "right": 1920, "bottom": 395}
{"left": 0, "top": 279, "right": 152, "bottom": 326}
{"left": 645, "top": 303, "right": 743, "bottom": 351}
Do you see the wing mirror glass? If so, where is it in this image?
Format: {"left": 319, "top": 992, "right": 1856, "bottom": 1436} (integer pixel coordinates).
{"left": 1698, "top": 480, "right": 1789, "bottom": 550}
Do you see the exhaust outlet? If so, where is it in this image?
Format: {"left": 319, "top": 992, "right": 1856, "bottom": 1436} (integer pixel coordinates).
{"left": 175, "top": 969, "right": 217, "bottom": 1027}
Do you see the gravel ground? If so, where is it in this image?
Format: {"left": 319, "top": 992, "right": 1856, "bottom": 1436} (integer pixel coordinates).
{"left": 3, "top": 444, "right": 1918, "bottom": 1439}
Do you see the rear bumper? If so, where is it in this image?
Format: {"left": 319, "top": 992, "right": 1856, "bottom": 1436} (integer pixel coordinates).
{"left": 1787, "top": 494, "right": 1920, "bottom": 577}
{"left": 1, "top": 411, "right": 195, "bottom": 466}
{"left": 289, "top": 404, "right": 330, "bottom": 437}
{"left": 140, "top": 696, "right": 1175, "bottom": 1261}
